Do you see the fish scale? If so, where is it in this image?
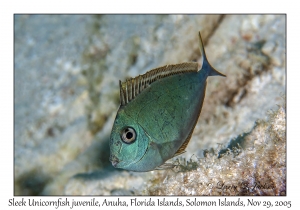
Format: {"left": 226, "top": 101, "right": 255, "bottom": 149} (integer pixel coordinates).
{"left": 109, "top": 32, "right": 226, "bottom": 172}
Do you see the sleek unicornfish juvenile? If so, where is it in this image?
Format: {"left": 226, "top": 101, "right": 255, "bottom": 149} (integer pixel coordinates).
{"left": 109, "top": 32, "right": 226, "bottom": 172}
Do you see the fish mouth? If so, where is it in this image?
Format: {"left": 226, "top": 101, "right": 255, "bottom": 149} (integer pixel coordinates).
{"left": 110, "top": 155, "right": 120, "bottom": 167}
{"left": 111, "top": 160, "right": 119, "bottom": 167}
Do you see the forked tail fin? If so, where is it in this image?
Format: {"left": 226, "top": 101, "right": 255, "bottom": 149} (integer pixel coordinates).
{"left": 198, "top": 31, "right": 226, "bottom": 77}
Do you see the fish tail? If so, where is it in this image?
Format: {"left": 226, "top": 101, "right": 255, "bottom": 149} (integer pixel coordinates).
{"left": 198, "top": 31, "right": 226, "bottom": 77}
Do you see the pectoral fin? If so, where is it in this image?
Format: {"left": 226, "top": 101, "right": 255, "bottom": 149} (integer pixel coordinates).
{"left": 154, "top": 162, "right": 176, "bottom": 170}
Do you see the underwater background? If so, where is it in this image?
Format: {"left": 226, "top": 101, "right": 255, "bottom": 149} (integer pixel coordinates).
{"left": 14, "top": 14, "right": 285, "bottom": 195}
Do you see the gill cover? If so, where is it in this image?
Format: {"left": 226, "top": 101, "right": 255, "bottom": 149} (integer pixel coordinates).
{"left": 109, "top": 108, "right": 150, "bottom": 171}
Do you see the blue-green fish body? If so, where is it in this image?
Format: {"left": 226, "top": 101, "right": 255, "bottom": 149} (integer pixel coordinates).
{"left": 109, "top": 32, "right": 225, "bottom": 172}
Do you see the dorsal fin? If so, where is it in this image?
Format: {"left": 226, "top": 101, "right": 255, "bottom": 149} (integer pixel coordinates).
{"left": 119, "top": 62, "right": 198, "bottom": 106}
{"left": 173, "top": 81, "right": 207, "bottom": 157}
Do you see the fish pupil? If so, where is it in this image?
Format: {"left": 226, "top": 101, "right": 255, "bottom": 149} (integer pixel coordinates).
{"left": 126, "top": 131, "right": 133, "bottom": 139}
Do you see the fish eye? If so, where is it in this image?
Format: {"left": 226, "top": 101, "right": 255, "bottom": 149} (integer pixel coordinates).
{"left": 121, "top": 127, "right": 136, "bottom": 144}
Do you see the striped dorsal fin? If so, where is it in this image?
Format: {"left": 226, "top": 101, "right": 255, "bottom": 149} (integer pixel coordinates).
{"left": 119, "top": 62, "right": 198, "bottom": 106}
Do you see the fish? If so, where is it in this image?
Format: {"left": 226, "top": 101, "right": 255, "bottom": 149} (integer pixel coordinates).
{"left": 109, "top": 31, "right": 226, "bottom": 172}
